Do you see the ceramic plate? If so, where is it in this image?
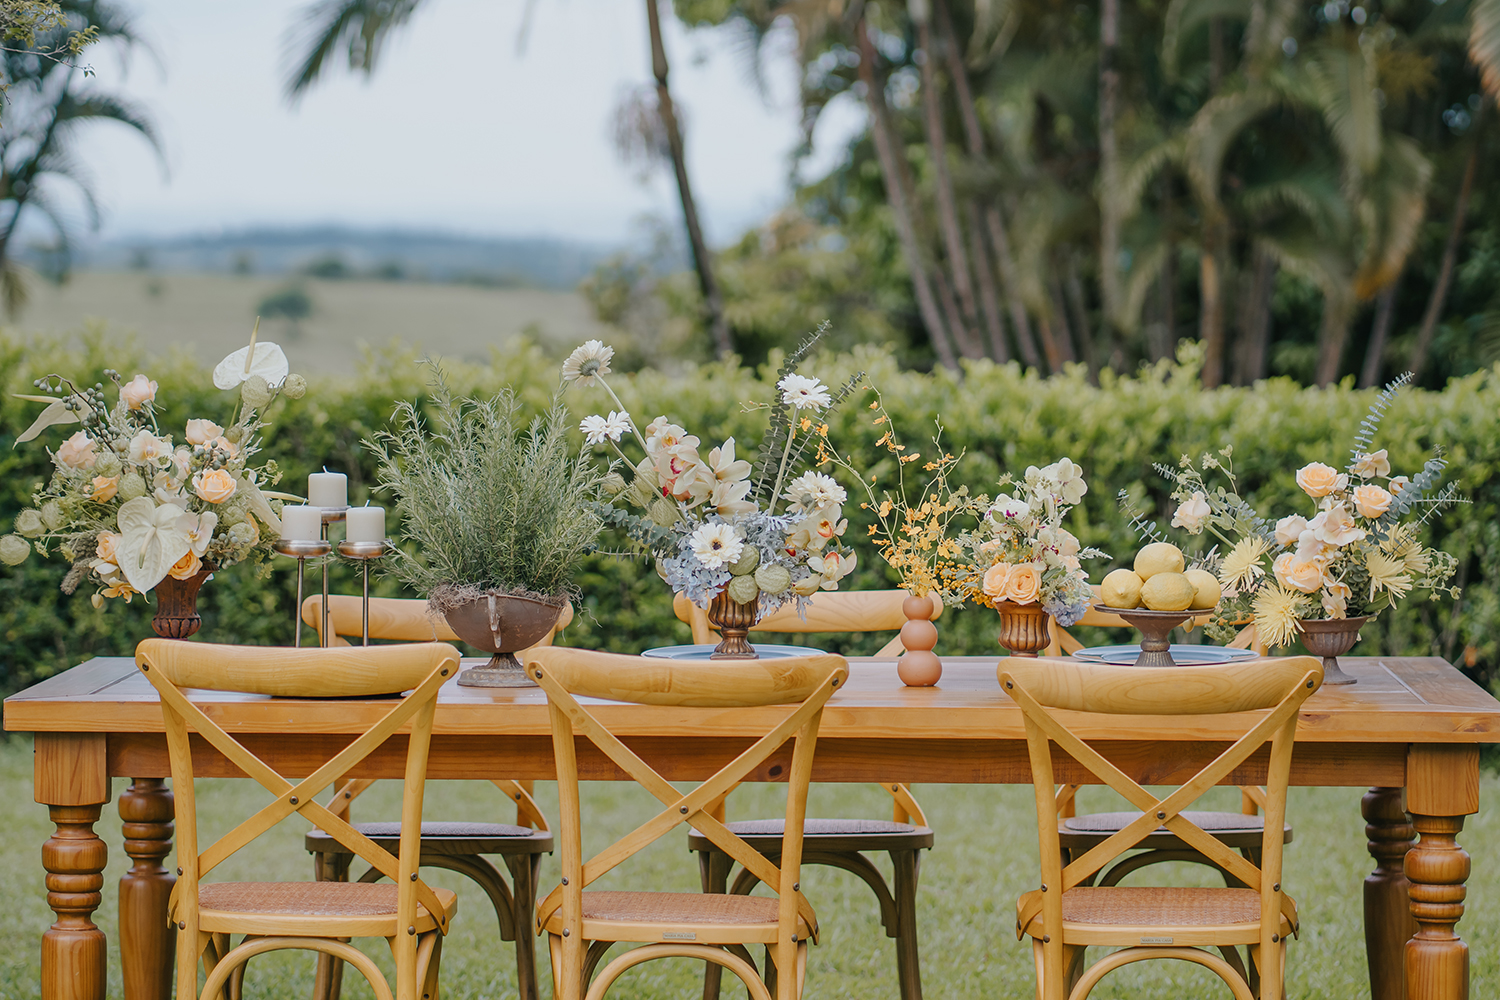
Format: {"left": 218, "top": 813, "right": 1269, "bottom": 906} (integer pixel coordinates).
{"left": 1073, "top": 644, "right": 1258, "bottom": 666}
{"left": 641, "top": 643, "right": 826, "bottom": 660}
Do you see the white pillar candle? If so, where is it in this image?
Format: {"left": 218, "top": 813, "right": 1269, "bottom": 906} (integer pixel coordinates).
{"left": 281, "top": 505, "right": 322, "bottom": 541}
{"left": 346, "top": 506, "right": 386, "bottom": 545}
{"left": 308, "top": 471, "right": 347, "bottom": 509}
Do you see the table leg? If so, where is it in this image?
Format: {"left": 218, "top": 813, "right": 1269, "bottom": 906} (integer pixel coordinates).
{"left": 1364, "top": 787, "right": 1416, "bottom": 1000}
{"left": 119, "top": 779, "right": 176, "bottom": 1000}
{"left": 1404, "top": 744, "right": 1479, "bottom": 1000}
{"left": 42, "top": 805, "right": 108, "bottom": 1000}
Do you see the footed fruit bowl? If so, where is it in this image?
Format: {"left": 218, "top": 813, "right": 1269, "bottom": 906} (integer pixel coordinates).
{"left": 1093, "top": 604, "right": 1216, "bottom": 667}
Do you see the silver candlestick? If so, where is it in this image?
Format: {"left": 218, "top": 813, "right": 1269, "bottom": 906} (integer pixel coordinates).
{"left": 273, "top": 538, "right": 333, "bottom": 647}
{"left": 319, "top": 507, "right": 348, "bottom": 648}
{"left": 336, "top": 539, "right": 391, "bottom": 645}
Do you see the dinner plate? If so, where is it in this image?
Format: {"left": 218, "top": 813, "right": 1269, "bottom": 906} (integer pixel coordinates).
{"left": 641, "top": 643, "right": 826, "bottom": 660}
{"left": 1072, "top": 644, "right": 1258, "bottom": 666}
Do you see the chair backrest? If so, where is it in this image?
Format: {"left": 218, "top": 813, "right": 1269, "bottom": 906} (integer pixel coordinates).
{"left": 303, "top": 595, "right": 574, "bottom": 648}
{"left": 526, "top": 645, "right": 848, "bottom": 947}
{"left": 135, "top": 639, "right": 461, "bottom": 940}
{"left": 1001, "top": 654, "right": 1322, "bottom": 984}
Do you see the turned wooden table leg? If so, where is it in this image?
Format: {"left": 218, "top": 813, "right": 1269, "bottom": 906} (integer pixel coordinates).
{"left": 1404, "top": 744, "right": 1480, "bottom": 1000}
{"left": 1365, "top": 787, "right": 1416, "bottom": 1000}
{"left": 119, "top": 778, "right": 175, "bottom": 1000}
{"left": 42, "top": 805, "right": 108, "bottom": 1000}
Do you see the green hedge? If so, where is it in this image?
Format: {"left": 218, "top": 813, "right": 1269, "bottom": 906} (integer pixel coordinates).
{"left": 2, "top": 330, "right": 1496, "bottom": 697}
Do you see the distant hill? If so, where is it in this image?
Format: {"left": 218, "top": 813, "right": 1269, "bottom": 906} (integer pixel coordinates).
{"left": 78, "top": 226, "right": 620, "bottom": 290}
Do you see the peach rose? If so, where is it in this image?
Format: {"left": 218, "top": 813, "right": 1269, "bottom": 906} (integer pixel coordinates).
{"left": 184, "top": 419, "right": 224, "bottom": 445}
{"left": 55, "top": 431, "right": 97, "bottom": 470}
{"left": 1388, "top": 476, "right": 1410, "bottom": 494}
{"left": 167, "top": 550, "right": 202, "bottom": 581}
{"left": 120, "top": 374, "right": 158, "bottom": 410}
{"left": 1352, "top": 449, "right": 1391, "bottom": 479}
{"left": 1295, "top": 462, "right": 1341, "bottom": 498}
{"left": 207, "top": 435, "right": 239, "bottom": 457}
{"left": 1310, "top": 504, "right": 1365, "bottom": 546}
{"left": 95, "top": 531, "right": 121, "bottom": 564}
{"left": 1005, "top": 563, "right": 1041, "bottom": 604}
{"left": 90, "top": 475, "right": 119, "bottom": 502}
{"left": 192, "top": 469, "right": 237, "bottom": 504}
{"left": 982, "top": 562, "right": 1013, "bottom": 599}
{"left": 1352, "top": 484, "right": 1393, "bottom": 519}
{"left": 1273, "top": 552, "right": 1323, "bottom": 594}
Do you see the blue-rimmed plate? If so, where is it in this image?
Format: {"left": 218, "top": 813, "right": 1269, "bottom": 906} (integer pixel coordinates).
{"left": 1073, "top": 644, "right": 1258, "bottom": 666}
{"left": 641, "top": 643, "right": 826, "bottom": 660}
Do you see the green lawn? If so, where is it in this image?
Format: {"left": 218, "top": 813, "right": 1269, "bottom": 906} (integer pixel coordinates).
{"left": 0, "top": 737, "right": 1495, "bottom": 999}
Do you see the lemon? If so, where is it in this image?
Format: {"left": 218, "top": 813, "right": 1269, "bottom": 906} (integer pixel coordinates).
{"left": 1183, "top": 569, "right": 1222, "bottom": 610}
{"left": 1100, "top": 568, "right": 1144, "bottom": 609}
{"left": 1134, "top": 541, "right": 1186, "bottom": 580}
{"left": 1140, "top": 571, "right": 1195, "bottom": 611}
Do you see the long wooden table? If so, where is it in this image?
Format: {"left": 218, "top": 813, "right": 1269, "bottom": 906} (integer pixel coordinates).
{"left": 5, "top": 653, "right": 1499, "bottom": 1000}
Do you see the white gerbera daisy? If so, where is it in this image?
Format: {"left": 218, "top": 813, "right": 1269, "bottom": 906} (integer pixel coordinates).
{"left": 601, "top": 410, "right": 631, "bottom": 441}
{"left": 580, "top": 411, "right": 631, "bottom": 446}
{"left": 561, "top": 340, "right": 614, "bottom": 386}
{"left": 778, "top": 373, "right": 832, "bottom": 410}
{"left": 783, "top": 471, "right": 847, "bottom": 513}
{"left": 689, "top": 522, "right": 745, "bottom": 569}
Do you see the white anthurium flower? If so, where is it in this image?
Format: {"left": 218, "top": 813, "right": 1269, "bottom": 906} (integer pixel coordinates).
{"left": 115, "top": 497, "right": 196, "bottom": 593}
{"left": 213, "top": 342, "right": 289, "bottom": 390}
{"left": 12, "top": 393, "right": 82, "bottom": 443}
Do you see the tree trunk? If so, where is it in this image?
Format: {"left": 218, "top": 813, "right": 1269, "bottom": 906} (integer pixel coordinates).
{"left": 1199, "top": 221, "right": 1229, "bottom": 387}
{"left": 1232, "top": 248, "right": 1275, "bottom": 385}
{"left": 1046, "top": 268, "right": 1078, "bottom": 365}
{"left": 1065, "top": 255, "right": 1097, "bottom": 377}
{"left": 1152, "top": 241, "right": 1176, "bottom": 361}
{"left": 1315, "top": 294, "right": 1353, "bottom": 386}
{"left": 1411, "top": 139, "right": 1480, "bottom": 380}
{"left": 966, "top": 202, "right": 1009, "bottom": 361}
{"left": 855, "top": 17, "right": 960, "bottom": 370}
{"left": 915, "top": 15, "right": 981, "bottom": 355}
{"left": 645, "top": 0, "right": 731, "bottom": 359}
{"left": 1098, "top": 0, "right": 1123, "bottom": 335}
{"left": 1360, "top": 275, "right": 1400, "bottom": 388}
{"left": 932, "top": 265, "right": 981, "bottom": 359}
{"left": 933, "top": 0, "right": 1041, "bottom": 368}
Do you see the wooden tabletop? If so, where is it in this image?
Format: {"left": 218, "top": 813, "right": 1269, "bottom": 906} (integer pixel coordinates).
{"left": 7, "top": 654, "right": 1500, "bottom": 745}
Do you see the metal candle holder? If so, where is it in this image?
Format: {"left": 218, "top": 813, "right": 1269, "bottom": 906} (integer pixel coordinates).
{"left": 335, "top": 539, "right": 391, "bottom": 645}
{"left": 319, "top": 507, "right": 348, "bottom": 648}
{"left": 273, "top": 538, "right": 332, "bottom": 647}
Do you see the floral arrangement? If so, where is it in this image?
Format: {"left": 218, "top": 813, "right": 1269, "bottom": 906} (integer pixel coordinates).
{"left": 938, "top": 459, "right": 1106, "bottom": 626}
{"left": 559, "top": 327, "right": 862, "bottom": 610}
{"left": 1123, "top": 375, "right": 1463, "bottom": 647}
{"left": 0, "top": 336, "right": 302, "bottom": 606}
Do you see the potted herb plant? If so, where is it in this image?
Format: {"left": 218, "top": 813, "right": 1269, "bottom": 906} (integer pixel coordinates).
{"left": 369, "top": 369, "right": 606, "bottom": 686}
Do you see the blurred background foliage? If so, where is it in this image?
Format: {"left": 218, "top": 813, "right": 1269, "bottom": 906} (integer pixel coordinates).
{"left": 2, "top": 328, "right": 1496, "bottom": 699}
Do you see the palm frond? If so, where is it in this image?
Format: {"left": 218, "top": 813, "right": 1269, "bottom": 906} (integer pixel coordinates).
{"left": 1472, "top": 0, "right": 1500, "bottom": 105}
{"left": 281, "top": 0, "right": 424, "bottom": 100}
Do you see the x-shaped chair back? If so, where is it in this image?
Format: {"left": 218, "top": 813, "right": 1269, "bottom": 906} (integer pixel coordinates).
{"left": 1000, "top": 655, "right": 1322, "bottom": 996}
{"left": 135, "top": 639, "right": 460, "bottom": 965}
{"left": 527, "top": 647, "right": 847, "bottom": 989}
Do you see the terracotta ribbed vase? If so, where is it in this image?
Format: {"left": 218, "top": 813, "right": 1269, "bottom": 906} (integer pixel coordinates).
{"left": 996, "top": 600, "right": 1051, "bottom": 657}
{"left": 707, "top": 591, "right": 761, "bottom": 659}
{"left": 150, "top": 566, "right": 214, "bottom": 639}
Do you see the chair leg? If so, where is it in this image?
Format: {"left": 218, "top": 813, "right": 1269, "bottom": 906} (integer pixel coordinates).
{"left": 697, "top": 849, "right": 734, "bottom": 1000}
{"left": 582, "top": 941, "right": 614, "bottom": 995}
{"left": 312, "top": 851, "right": 353, "bottom": 1000}
{"left": 418, "top": 931, "right": 444, "bottom": 1000}
{"left": 890, "top": 850, "right": 924, "bottom": 1000}
{"left": 505, "top": 852, "right": 543, "bottom": 1000}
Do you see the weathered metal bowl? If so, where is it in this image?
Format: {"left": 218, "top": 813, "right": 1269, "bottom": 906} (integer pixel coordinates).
{"left": 443, "top": 592, "right": 567, "bottom": 687}
{"left": 1297, "top": 615, "right": 1368, "bottom": 686}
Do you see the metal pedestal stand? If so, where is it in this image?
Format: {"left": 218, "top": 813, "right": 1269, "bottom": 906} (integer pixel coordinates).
{"left": 335, "top": 539, "right": 391, "bottom": 645}
{"left": 273, "top": 538, "right": 332, "bottom": 647}
{"left": 318, "top": 507, "right": 348, "bottom": 647}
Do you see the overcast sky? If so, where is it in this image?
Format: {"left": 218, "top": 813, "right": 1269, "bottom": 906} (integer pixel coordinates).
{"left": 86, "top": 0, "right": 864, "bottom": 247}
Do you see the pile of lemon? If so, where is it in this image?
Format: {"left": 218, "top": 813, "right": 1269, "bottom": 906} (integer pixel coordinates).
{"left": 1100, "top": 542, "right": 1220, "bottom": 612}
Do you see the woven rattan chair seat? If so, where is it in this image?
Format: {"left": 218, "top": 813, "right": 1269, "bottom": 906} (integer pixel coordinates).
{"left": 687, "top": 817, "right": 935, "bottom": 854}
{"left": 540, "top": 890, "right": 813, "bottom": 945}
{"left": 305, "top": 822, "right": 553, "bottom": 858}
{"left": 1020, "top": 886, "right": 1293, "bottom": 946}
{"left": 1058, "top": 809, "right": 1290, "bottom": 850}
{"left": 194, "top": 881, "right": 458, "bottom": 937}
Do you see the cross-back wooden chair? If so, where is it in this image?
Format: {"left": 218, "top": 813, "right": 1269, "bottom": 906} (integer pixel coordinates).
{"left": 1001, "top": 654, "right": 1322, "bottom": 1000}
{"left": 300, "top": 594, "right": 562, "bottom": 1000}
{"left": 135, "top": 638, "right": 462, "bottom": 1000}
{"left": 527, "top": 645, "right": 848, "bottom": 1000}
{"left": 673, "top": 590, "right": 936, "bottom": 1000}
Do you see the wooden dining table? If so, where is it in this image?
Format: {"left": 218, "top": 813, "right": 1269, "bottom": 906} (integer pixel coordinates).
{"left": 5, "top": 652, "right": 1499, "bottom": 1000}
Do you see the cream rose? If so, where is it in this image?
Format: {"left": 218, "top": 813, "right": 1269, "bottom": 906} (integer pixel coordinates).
{"left": 206, "top": 435, "right": 240, "bottom": 457}
{"left": 1296, "top": 462, "right": 1341, "bottom": 498}
{"left": 1274, "top": 515, "right": 1308, "bottom": 548}
{"left": 120, "top": 374, "right": 158, "bottom": 410}
{"left": 1388, "top": 476, "right": 1410, "bottom": 494}
{"left": 1310, "top": 504, "right": 1365, "bottom": 546}
{"left": 1274, "top": 552, "right": 1324, "bottom": 594}
{"left": 1171, "top": 491, "right": 1212, "bottom": 533}
{"left": 1352, "top": 484, "right": 1393, "bottom": 519}
{"left": 982, "top": 562, "right": 1013, "bottom": 599}
{"left": 167, "top": 550, "right": 203, "bottom": 581}
{"left": 96, "top": 531, "right": 121, "bottom": 564}
{"left": 55, "top": 431, "right": 97, "bottom": 470}
{"left": 1004, "top": 563, "right": 1041, "bottom": 604}
{"left": 90, "top": 475, "right": 120, "bottom": 503}
{"left": 1352, "top": 449, "right": 1391, "bottom": 479}
{"left": 192, "top": 469, "right": 238, "bottom": 504}
{"left": 184, "top": 419, "right": 224, "bottom": 445}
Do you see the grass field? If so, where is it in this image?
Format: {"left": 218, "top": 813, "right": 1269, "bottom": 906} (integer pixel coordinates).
{"left": 0, "top": 738, "right": 1495, "bottom": 999}
{"left": 11, "top": 271, "right": 608, "bottom": 375}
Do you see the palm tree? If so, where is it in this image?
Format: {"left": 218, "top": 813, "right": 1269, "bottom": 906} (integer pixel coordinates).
{"left": 0, "top": 0, "right": 160, "bottom": 313}
{"left": 282, "top": 0, "right": 735, "bottom": 358}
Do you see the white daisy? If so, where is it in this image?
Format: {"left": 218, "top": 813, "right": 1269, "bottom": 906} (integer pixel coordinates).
{"left": 561, "top": 340, "right": 614, "bottom": 386}
{"left": 579, "top": 415, "right": 610, "bottom": 446}
{"left": 778, "top": 373, "right": 832, "bottom": 410}
{"left": 783, "top": 471, "right": 847, "bottom": 513}
{"left": 688, "top": 522, "right": 745, "bottom": 569}
{"left": 601, "top": 410, "right": 632, "bottom": 441}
